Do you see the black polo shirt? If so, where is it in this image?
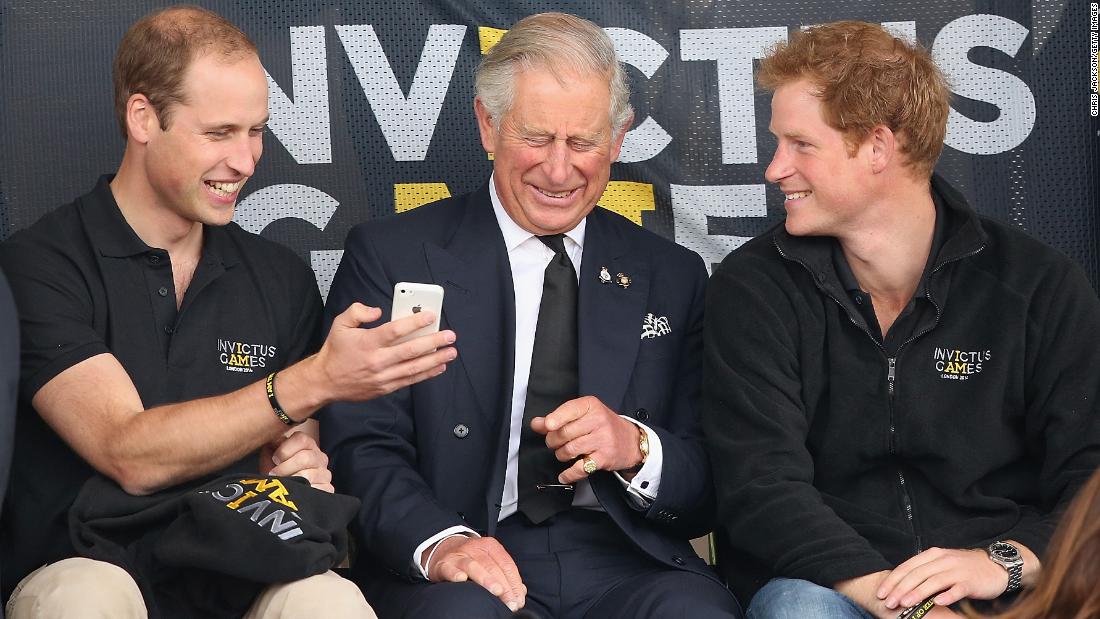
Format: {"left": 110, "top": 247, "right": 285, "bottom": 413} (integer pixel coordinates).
{"left": 832, "top": 195, "right": 946, "bottom": 356}
{"left": 0, "top": 268, "right": 18, "bottom": 604}
{"left": 0, "top": 175, "right": 323, "bottom": 597}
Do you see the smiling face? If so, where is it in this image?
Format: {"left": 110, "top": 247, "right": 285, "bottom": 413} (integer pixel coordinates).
{"left": 765, "top": 79, "right": 877, "bottom": 238}
{"left": 475, "top": 67, "right": 625, "bottom": 236}
{"left": 140, "top": 51, "right": 268, "bottom": 228}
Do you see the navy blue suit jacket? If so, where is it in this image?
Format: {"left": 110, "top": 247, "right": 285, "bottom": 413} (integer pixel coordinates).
{"left": 320, "top": 187, "right": 716, "bottom": 582}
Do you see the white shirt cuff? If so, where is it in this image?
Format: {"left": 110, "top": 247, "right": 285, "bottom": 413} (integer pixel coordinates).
{"left": 412, "top": 525, "right": 480, "bottom": 580}
{"left": 613, "top": 416, "right": 663, "bottom": 509}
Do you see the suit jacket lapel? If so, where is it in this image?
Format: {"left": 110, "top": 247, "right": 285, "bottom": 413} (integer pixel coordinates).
{"left": 424, "top": 188, "right": 515, "bottom": 430}
{"left": 578, "top": 208, "right": 649, "bottom": 413}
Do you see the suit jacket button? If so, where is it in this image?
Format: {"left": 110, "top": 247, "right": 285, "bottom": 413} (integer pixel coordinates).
{"left": 634, "top": 408, "right": 649, "bottom": 422}
{"left": 672, "top": 555, "right": 685, "bottom": 566}
{"left": 453, "top": 424, "right": 469, "bottom": 438}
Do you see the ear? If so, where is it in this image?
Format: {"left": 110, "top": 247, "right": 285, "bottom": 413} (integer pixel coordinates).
{"left": 125, "top": 94, "right": 158, "bottom": 145}
{"left": 473, "top": 98, "right": 498, "bottom": 155}
{"left": 867, "top": 124, "right": 895, "bottom": 174}
{"left": 609, "top": 112, "right": 633, "bottom": 163}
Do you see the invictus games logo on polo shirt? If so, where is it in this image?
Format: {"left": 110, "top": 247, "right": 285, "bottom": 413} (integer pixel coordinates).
{"left": 932, "top": 346, "right": 992, "bottom": 381}
{"left": 218, "top": 338, "right": 277, "bottom": 373}
{"left": 202, "top": 478, "right": 304, "bottom": 541}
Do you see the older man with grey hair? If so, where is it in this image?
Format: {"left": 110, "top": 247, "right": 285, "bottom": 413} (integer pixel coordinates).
{"left": 319, "top": 11, "right": 742, "bottom": 619}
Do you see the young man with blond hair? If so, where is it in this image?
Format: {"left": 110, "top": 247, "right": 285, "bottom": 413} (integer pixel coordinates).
{"left": 703, "top": 20, "right": 1100, "bottom": 619}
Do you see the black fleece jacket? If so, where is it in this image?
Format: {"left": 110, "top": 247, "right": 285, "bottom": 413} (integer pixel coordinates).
{"left": 703, "top": 175, "right": 1100, "bottom": 602}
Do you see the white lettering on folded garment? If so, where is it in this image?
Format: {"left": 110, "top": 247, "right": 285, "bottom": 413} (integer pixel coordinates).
{"left": 203, "top": 479, "right": 304, "bottom": 541}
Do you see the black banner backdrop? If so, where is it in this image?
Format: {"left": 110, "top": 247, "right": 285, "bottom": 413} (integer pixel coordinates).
{"left": 1, "top": 1, "right": 1097, "bottom": 298}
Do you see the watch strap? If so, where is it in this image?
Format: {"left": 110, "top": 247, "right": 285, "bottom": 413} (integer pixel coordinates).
{"left": 1004, "top": 562, "right": 1023, "bottom": 593}
{"left": 637, "top": 425, "right": 650, "bottom": 464}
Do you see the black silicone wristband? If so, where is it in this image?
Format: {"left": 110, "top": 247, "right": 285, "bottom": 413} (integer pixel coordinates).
{"left": 265, "top": 371, "right": 299, "bottom": 426}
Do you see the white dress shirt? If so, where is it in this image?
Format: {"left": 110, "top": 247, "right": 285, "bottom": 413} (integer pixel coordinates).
{"left": 412, "top": 175, "right": 664, "bottom": 578}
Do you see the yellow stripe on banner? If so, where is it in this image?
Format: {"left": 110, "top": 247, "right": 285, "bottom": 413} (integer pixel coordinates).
{"left": 598, "top": 182, "right": 655, "bottom": 226}
{"left": 395, "top": 183, "right": 452, "bottom": 213}
{"left": 478, "top": 27, "right": 507, "bottom": 55}
{"left": 478, "top": 27, "right": 508, "bottom": 161}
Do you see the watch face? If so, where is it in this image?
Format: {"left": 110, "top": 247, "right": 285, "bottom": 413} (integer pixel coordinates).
{"left": 990, "top": 542, "right": 1021, "bottom": 562}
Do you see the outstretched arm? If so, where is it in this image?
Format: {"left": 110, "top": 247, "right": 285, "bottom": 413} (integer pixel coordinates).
{"left": 31, "top": 303, "right": 456, "bottom": 495}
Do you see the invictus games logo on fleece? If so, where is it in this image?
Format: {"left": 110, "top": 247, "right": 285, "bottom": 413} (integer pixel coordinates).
{"left": 217, "top": 338, "right": 277, "bottom": 373}
{"left": 933, "top": 346, "right": 992, "bottom": 381}
{"left": 202, "top": 478, "right": 305, "bottom": 541}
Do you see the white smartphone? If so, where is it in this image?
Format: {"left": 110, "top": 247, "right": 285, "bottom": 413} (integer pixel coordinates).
{"left": 390, "top": 282, "right": 444, "bottom": 344}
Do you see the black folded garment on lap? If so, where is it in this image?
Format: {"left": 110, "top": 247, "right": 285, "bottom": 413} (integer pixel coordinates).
{"left": 69, "top": 473, "right": 360, "bottom": 619}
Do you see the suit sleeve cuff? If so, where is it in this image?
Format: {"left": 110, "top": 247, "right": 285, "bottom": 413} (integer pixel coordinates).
{"left": 412, "top": 526, "right": 480, "bottom": 580}
{"left": 613, "top": 416, "right": 663, "bottom": 509}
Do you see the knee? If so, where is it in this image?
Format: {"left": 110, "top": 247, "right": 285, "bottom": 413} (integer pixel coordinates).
{"left": 611, "top": 574, "right": 742, "bottom": 619}
{"left": 641, "top": 593, "right": 743, "bottom": 619}
{"left": 406, "top": 582, "right": 511, "bottom": 619}
{"left": 747, "top": 578, "right": 864, "bottom": 619}
{"left": 6, "top": 557, "right": 146, "bottom": 619}
{"left": 249, "top": 570, "right": 375, "bottom": 619}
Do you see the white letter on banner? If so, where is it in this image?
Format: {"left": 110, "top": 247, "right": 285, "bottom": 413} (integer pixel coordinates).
{"left": 804, "top": 22, "right": 916, "bottom": 41}
{"left": 680, "top": 27, "right": 787, "bottom": 165}
{"left": 880, "top": 21, "right": 917, "bottom": 43}
{"left": 336, "top": 25, "right": 466, "bottom": 161}
{"left": 266, "top": 26, "right": 332, "bottom": 164}
{"left": 670, "top": 184, "right": 767, "bottom": 272}
{"left": 933, "top": 14, "right": 1036, "bottom": 155}
{"left": 604, "top": 27, "right": 671, "bottom": 163}
{"left": 235, "top": 185, "right": 342, "bottom": 300}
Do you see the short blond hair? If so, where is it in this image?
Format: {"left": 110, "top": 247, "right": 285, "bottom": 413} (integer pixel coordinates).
{"left": 113, "top": 5, "right": 257, "bottom": 138}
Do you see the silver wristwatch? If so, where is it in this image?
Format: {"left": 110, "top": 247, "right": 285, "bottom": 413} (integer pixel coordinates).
{"left": 986, "top": 541, "right": 1023, "bottom": 593}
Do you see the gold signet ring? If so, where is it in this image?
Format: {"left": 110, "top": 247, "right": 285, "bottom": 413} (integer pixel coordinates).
{"left": 581, "top": 456, "right": 599, "bottom": 474}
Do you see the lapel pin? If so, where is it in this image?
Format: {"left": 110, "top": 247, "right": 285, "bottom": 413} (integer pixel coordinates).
{"left": 615, "top": 273, "right": 631, "bottom": 289}
{"left": 599, "top": 267, "right": 612, "bottom": 284}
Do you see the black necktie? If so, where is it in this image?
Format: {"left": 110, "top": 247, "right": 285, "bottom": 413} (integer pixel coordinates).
{"left": 517, "top": 234, "right": 579, "bottom": 524}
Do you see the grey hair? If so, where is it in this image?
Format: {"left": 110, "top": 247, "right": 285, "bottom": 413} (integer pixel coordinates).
{"left": 474, "top": 12, "right": 633, "bottom": 138}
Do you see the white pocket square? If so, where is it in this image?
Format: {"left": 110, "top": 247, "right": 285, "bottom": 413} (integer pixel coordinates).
{"left": 640, "top": 313, "right": 671, "bottom": 339}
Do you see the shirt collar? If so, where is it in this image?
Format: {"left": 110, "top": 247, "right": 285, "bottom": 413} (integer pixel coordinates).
{"left": 84, "top": 174, "right": 238, "bottom": 269}
{"left": 84, "top": 175, "right": 152, "bottom": 258}
{"left": 488, "top": 172, "right": 586, "bottom": 253}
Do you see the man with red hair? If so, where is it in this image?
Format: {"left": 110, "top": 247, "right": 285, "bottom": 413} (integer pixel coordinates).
{"left": 704, "top": 20, "right": 1100, "bottom": 619}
